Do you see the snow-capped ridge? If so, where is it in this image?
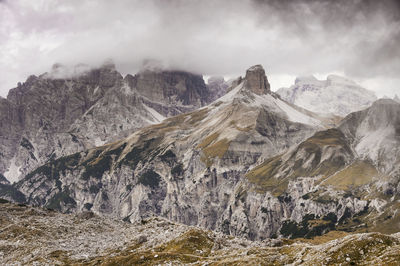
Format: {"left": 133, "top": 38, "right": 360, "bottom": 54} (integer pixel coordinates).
{"left": 294, "top": 75, "right": 323, "bottom": 86}
{"left": 277, "top": 74, "right": 377, "bottom": 116}
{"left": 326, "top": 74, "right": 358, "bottom": 86}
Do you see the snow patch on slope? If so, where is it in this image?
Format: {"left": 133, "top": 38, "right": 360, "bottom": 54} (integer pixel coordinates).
{"left": 3, "top": 158, "right": 21, "bottom": 184}
{"left": 93, "top": 137, "right": 106, "bottom": 147}
{"left": 218, "top": 82, "right": 244, "bottom": 103}
{"left": 274, "top": 98, "right": 321, "bottom": 126}
{"left": 143, "top": 104, "right": 166, "bottom": 123}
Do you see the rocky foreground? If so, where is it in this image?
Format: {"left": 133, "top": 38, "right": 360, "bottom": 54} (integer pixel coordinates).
{"left": 1, "top": 201, "right": 400, "bottom": 265}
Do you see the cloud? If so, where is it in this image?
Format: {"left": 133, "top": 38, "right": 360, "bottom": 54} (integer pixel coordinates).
{"left": 0, "top": 0, "right": 399, "bottom": 97}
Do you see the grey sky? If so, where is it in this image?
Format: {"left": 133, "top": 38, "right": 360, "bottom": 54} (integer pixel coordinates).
{"left": 0, "top": 0, "right": 399, "bottom": 97}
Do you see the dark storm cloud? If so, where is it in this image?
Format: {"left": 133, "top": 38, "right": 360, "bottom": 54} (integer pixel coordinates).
{"left": 251, "top": 0, "right": 400, "bottom": 77}
{"left": 0, "top": 0, "right": 399, "bottom": 97}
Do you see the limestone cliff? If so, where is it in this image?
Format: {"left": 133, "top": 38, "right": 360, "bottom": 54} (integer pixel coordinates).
{"left": 0, "top": 62, "right": 215, "bottom": 183}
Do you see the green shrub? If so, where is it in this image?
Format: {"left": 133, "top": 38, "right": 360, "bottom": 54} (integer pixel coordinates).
{"left": 82, "top": 156, "right": 112, "bottom": 180}
{"left": 46, "top": 189, "right": 76, "bottom": 211}
{"left": 171, "top": 163, "right": 183, "bottom": 176}
{"left": 302, "top": 193, "right": 311, "bottom": 200}
{"left": 138, "top": 170, "right": 161, "bottom": 189}
{"left": 121, "top": 138, "right": 162, "bottom": 167}
{"left": 280, "top": 214, "right": 336, "bottom": 239}
{"left": 89, "top": 184, "right": 101, "bottom": 194}
{"left": 20, "top": 137, "right": 34, "bottom": 150}
{"left": 160, "top": 150, "right": 176, "bottom": 163}
{"left": 84, "top": 203, "right": 93, "bottom": 210}
{"left": 0, "top": 198, "right": 10, "bottom": 204}
{"left": 0, "top": 184, "right": 26, "bottom": 203}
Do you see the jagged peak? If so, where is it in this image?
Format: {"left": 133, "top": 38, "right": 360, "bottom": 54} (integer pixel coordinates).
{"left": 140, "top": 59, "right": 165, "bottom": 73}
{"left": 41, "top": 61, "right": 119, "bottom": 80}
{"left": 371, "top": 98, "right": 400, "bottom": 107}
{"left": 45, "top": 63, "right": 91, "bottom": 79}
{"left": 246, "top": 64, "right": 264, "bottom": 72}
{"left": 100, "top": 59, "right": 116, "bottom": 70}
{"left": 294, "top": 75, "right": 319, "bottom": 84}
{"left": 26, "top": 75, "right": 38, "bottom": 83}
{"left": 292, "top": 74, "right": 361, "bottom": 88}
{"left": 326, "top": 74, "right": 359, "bottom": 86}
{"left": 207, "top": 76, "right": 225, "bottom": 84}
{"left": 243, "top": 64, "right": 270, "bottom": 95}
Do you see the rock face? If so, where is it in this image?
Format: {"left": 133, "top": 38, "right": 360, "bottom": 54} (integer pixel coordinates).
{"left": 125, "top": 70, "right": 212, "bottom": 117}
{"left": 3, "top": 64, "right": 400, "bottom": 243}
{"left": 276, "top": 75, "right": 377, "bottom": 116}
{"left": 339, "top": 99, "right": 400, "bottom": 175}
{"left": 0, "top": 62, "right": 215, "bottom": 183}
{"left": 244, "top": 65, "right": 271, "bottom": 95}
{"left": 207, "top": 76, "right": 229, "bottom": 101}
{"left": 1, "top": 62, "right": 123, "bottom": 183}
{"left": 11, "top": 65, "right": 334, "bottom": 240}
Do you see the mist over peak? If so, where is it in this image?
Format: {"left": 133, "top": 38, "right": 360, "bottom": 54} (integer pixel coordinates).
{"left": 0, "top": 0, "right": 399, "bottom": 97}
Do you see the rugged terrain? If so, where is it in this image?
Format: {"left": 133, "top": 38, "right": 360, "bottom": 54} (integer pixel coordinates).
{"left": 6, "top": 64, "right": 387, "bottom": 241}
{"left": 0, "top": 62, "right": 223, "bottom": 183}
{"left": 1, "top": 64, "right": 400, "bottom": 257}
{"left": 1, "top": 201, "right": 400, "bottom": 265}
{"left": 276, "top": 75, "right": 377, "bottom": 116}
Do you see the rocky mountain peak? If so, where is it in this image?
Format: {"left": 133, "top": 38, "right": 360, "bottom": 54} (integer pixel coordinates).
{"left": 294, "top": 75, "right": 324, "bottom": 86}
{"left": 140, "top": 59, "right": 165, "bottom": 72}
{"left": 207, "top": 76, "right": 225, "bottom": 85}
{"left": 244, "top": 64, "right": 271, "bottom": 95}
{"left": 276, "top": 75, "right": 377, "bottom": 116}
{"left": 100, "top": 59, "right": 116, "bottom": 70}
{"left": 326, "top": 74, "right": 358, "bottom": 86}
{"left": 126, "top": 68, "right": 211, "bottom": 107}
{"left": 207, "top": 76, "right": 229, "bottom": 100}
{"left": 0, "top": 61, "right": 226, "bottom": 184}
{"left": 367, "top": 99, "right": 400, "bottom": 124}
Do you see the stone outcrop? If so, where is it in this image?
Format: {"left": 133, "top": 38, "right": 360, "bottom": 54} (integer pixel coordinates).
{"left": 244, "top": 65, "right": 271, "bottom": 95}
{"left": 127, "top": 71, "right": 210, "bottom": 107}
{"left": 207, "top": 76, "right": 229, "bottom": 101}
{"left": 0, "top": 62, "right": 216, "bottom": 183}
{"left": 0, "top": 62, "right": 123, "bottom": 182}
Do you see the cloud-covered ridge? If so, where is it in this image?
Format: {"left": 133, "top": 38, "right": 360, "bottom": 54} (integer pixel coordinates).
{"left": 0, "top": 0, "right": 399, "bottom": 97}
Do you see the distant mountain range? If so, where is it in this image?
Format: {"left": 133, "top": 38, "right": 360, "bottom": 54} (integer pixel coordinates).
{"left": 1, "top": 64, "right": 399, "bottom": 244}
{"left": 276, "top": 75, "right": 377, "bottom": 116}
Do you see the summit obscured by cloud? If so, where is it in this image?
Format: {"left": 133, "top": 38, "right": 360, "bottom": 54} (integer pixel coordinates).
{"left": 0, "top": 0, "right": 399, "bottom": 97}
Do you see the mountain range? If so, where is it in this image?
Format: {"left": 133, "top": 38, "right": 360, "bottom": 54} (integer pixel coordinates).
{"left": 0, "top": 61, "right": 228, "bottom": 184}
{"left": 1, "top": 63, "right": 399, "bottom": 243}
{"left": 0, "top": 62, "right": 399, "bottom": 265}
{"left": 276, "top": 75, "right": 377, "bottom": 116}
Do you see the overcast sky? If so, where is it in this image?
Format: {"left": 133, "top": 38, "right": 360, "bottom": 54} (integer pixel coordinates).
{"left": 0, "top": 0, "right": 399, "bottom": 97}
